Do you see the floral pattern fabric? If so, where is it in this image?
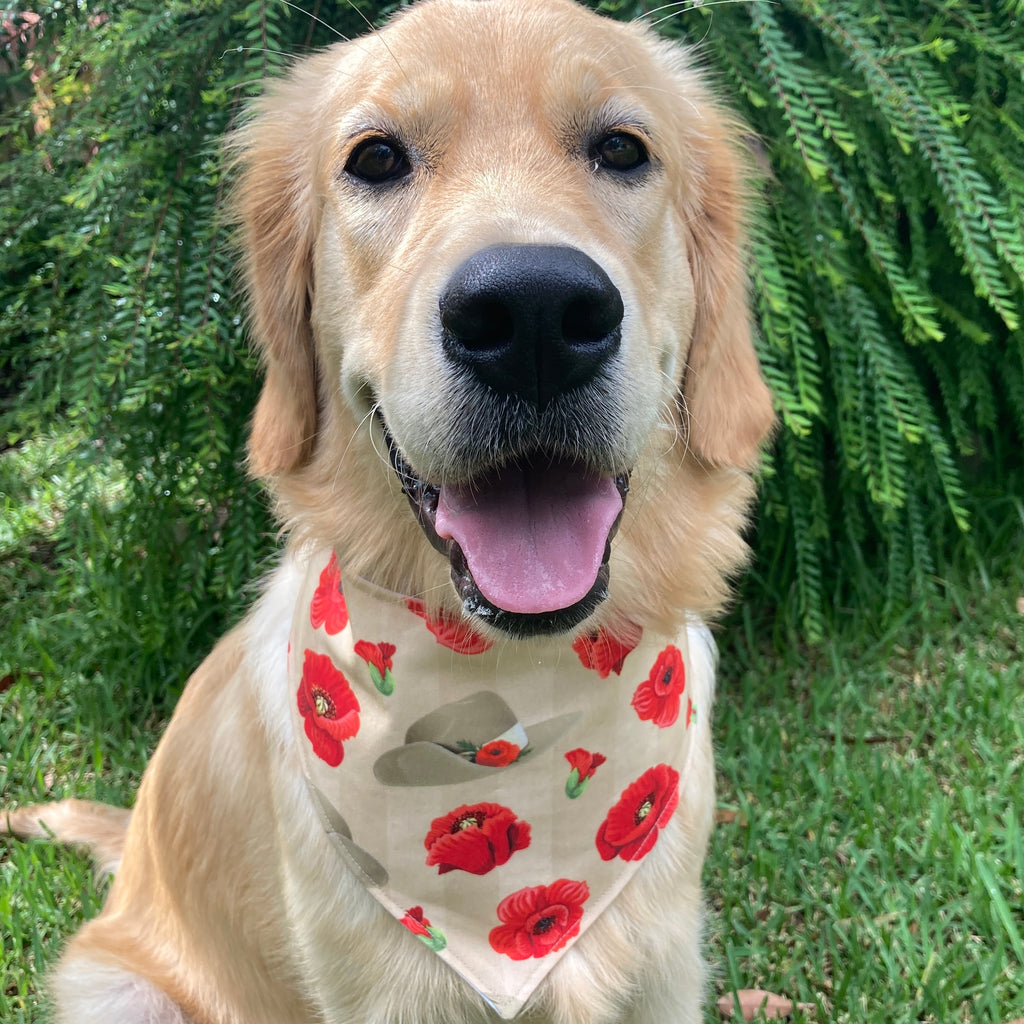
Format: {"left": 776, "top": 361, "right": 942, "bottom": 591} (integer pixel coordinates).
{"left": 289, "top": 549, "right": 711, "bottom": 1020}
{"left": 309, "top": 551, "right": 349, "bottom": 635}
{"left": 572, "top": 625, "right": 640, "bottom": 677}
{"left": 595, "top": 764, "right": 680, "bottom": 862}
{"left": 296, "top": 649, "right": 360, "bottom": 767}
{"left": 405, "top": 597, "right": 493, "bottom": 654}
{"left": 353, "top": 639, "right": 396, "bottom": 695}
{"left": 563, "top": 748, "right": 606, "bottom": 799}
{"left": 401, "top": 906, "right": 447, "bottom": 951}
{"left": 471, "top": 739, "right": 522, "bottom": 767}
{"left": 488, "top": 879, "right": 590, "bottom": 960}
{"left": 631, "top": 644, "right": 686, "bottom": 727}
{"left": 424, "top": 802, "right": 531, "bottom": 875}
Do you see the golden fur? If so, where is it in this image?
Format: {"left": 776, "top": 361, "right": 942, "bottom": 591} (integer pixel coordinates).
{"left": 4, "top": 2, "right": 774, "bottom": 1022}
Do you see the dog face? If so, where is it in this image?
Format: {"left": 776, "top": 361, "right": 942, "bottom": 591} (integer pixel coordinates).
{"left": 232, "top": 0, "right": 774, "bottom": 637}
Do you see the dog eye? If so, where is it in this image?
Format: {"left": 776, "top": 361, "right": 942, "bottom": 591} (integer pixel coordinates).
{"left": 345, "top": 136, "right": 411, "bottom": 184}
{"left": 592, "top": 132, "right": 649, "bottom": 173}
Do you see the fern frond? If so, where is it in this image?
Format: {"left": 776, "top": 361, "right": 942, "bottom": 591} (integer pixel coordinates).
{"left": 749, "top": 208, "right": 824, "bottom": 436}
{"left": 805, "top": 1, "right": 1023, "bottom": 329}
{"left": 750, "top": 5, "right": 848, "bottom": 183}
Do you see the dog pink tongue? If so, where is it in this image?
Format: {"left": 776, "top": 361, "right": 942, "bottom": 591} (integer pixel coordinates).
{"left": 435, "top": 466, "right": 622, "bottom": 615}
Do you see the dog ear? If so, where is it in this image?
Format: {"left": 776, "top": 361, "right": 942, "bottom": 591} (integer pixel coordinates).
{"left": 228, "top": 58, "right": 331, "bottom": 477}
{"left": 680, "top": 124, "right": 775, "bottom": 469}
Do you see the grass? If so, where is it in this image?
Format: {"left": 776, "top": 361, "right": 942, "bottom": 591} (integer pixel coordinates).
{"left": 708, "top": 579, "right": 1024, "bottom": 1022}
{"left": 2, "top": 439, "right": 1023, "bottom": 1023}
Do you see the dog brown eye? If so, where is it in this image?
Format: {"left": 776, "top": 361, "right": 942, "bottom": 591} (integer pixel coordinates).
{"left": 593, "top": 132, "right": 649, "bottom": 173}
{"left": 345, "top": 137, "right": 411, "bottom": 183}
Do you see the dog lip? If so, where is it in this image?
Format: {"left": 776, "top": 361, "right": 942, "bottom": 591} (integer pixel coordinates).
{"left": 382, "top": 421, "right": 629, "bottom": 636}
{"left": 386, "top": 433, "right": 450, "bottom": 560}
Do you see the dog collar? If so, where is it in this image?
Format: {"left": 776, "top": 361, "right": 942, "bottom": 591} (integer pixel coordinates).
{"left": 288, "top": 549, "right": 713, "bottom": 1019}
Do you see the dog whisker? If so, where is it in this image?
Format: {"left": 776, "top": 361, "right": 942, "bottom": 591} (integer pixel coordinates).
{"left": 647, "top": 9, "right": 714, "bottom": 41}
{"left": 274, "top": 0, "right": 411, "bottom": 83}
{"left": 364, "top": 405, "right": 393, "bottom": 473}
{"left": 276, "top": 0, "right": 351, "bottom": 40}
{"left": 221, "top": 46, "right": 297, "bottom": 62}
{"left": 635, "top": 0, "right": 765, "bottom": 26}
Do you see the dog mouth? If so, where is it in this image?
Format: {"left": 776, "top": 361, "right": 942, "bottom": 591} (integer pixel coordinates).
{"left": 385, "top": 427, "right": 629, "bottom": 636}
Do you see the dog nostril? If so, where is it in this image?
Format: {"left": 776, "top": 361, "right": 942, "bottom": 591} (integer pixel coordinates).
{"left": 562, "top": 294, "right": 624, "bottom": 347}
{"left": 441, "top": 298, "right": 516, "bottom": 352}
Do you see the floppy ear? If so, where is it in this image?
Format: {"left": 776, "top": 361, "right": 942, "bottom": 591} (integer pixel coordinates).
{"left": 680, "top": 122, "right": 775, "bottom": 469}
{"left": 228, "top": 58, "right": 329, "bottom": 478}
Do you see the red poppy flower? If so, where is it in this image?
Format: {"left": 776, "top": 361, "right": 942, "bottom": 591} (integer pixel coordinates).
{"left": 400, "top": 906, "right": 431, "bottom": 938}
{"left": 488, "top": 879, "right": 590, "bottom": 960}
{"left": 564, "top": 748, "right": 606, "bottom": 780}
{"left": 353, "top": 639, "right": 397, "bottom": 696}
{"left": 309, "top": 552, "right": 349, "bottom": 635}
{"left": 572, "top": 625, "right": 641, "bottom": 677}
{"left": 400, "top": 906, "right": 446, "bottom": 951}
{"left": 296, "top": 649, "right": 360, "bottom": 766}
{"left": 686, "top": 696, "right": 695, "bottom": 728}
{"left": 631, "top": 644, "right": 686, "bottom": 727}
{"left": 424, "top": 802, "right": 531, "bottom": 875}
{"left": 474, "top": 739, "right": 521, "bottom": 767}
{"left": 563, "top": 748, "right": 606, "bottom": 799}
{"left": 405, "top": 598, "right": 493, "bottom": 654}
{"left": 595, "top": 763, "right": 680, "bottom": 862}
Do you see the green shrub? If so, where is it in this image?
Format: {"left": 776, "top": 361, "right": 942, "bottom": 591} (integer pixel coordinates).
{"left": 1, "top": 0, "right": 1021, "bottom": 683}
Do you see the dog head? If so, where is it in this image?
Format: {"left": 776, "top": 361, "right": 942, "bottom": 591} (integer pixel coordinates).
{"left": 230, "top": 0, "right": 774, "bottom": 638}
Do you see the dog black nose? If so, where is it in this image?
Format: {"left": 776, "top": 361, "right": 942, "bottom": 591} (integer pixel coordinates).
{"left": 439, "top": 244, "right": 623, "bottom": 410}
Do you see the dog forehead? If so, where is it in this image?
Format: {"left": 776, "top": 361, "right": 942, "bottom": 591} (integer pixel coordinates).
{"left": 380, "top": 0, "right": 635, "bottom": 53}
{"left": 330, "top": 0, "right": 671, "bottom": 134}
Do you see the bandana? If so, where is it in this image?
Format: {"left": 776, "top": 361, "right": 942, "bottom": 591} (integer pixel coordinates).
{"left": 288, "top": 549, "right": 713, "bottom": 1019}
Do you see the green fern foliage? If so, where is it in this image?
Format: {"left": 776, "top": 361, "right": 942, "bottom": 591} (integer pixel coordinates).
{"left": 665, "top": 0, "right": 1024, "bottom": 637}
{"left": 0, "top": 1, "right": 381, "bottom": 690}
{"left": 2, "top": 0, "right": 1022, "bottom": 664}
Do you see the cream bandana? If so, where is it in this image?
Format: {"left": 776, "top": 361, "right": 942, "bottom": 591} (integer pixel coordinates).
{"left": 288, "top": 549, "right": 713, "bottom": 1019}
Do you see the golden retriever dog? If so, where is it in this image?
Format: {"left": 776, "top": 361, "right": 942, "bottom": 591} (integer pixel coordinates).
{"left": 4, "top": 1, "right": 774, "bottom": 1021}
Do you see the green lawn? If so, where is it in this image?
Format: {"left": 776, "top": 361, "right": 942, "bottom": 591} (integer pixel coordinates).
{"left": 2, "top": 441, "right": 1022, "bottom": 1023}
{"left": 708, "top": 579, "right": 1024, "bottom": 1022}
